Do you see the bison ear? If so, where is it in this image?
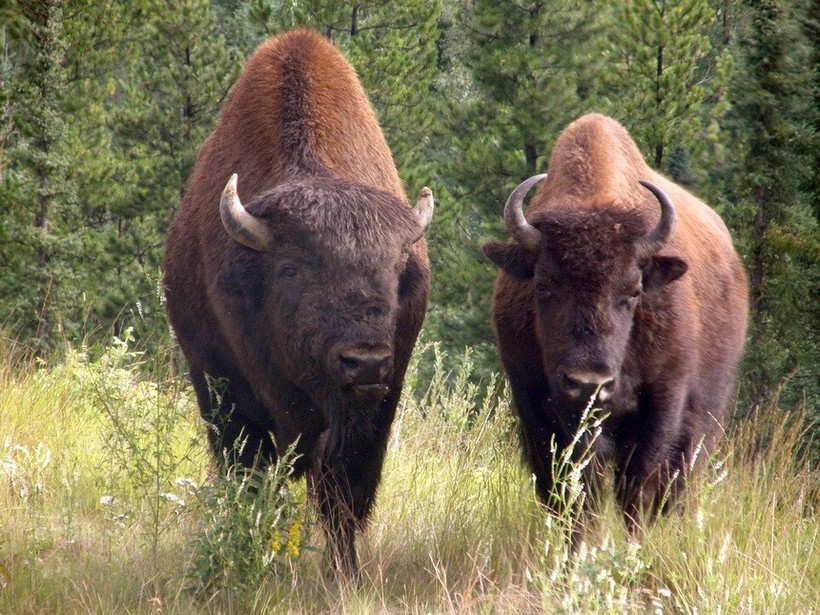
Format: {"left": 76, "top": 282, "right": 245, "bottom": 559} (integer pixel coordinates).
{"left": 482, "top": 241, "right": 536, "bottom": 279}
{"left": 642, "top": 256, "right": 688, "bottom": 291}
{"left": 399, "top": 251, "right": 424, "bottom": 298}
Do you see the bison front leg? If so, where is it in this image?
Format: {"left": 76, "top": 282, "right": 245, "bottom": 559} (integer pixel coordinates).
{"left": 616, "top": 452, "right": 692, "bottom": 536}
{"left": 309, "top": 413, "right": 393, "bottom": 582}
{"left": 513, "top": 391, "right": 600, "bottom": 542}
{"left": 615, "top": 385, "right": 688, "bottom": 534}
{"left": 189, "top": 366, "right": 278, "bottom": 469}
{"left": 308, "top": 464, "right": 361, "bottom": 581}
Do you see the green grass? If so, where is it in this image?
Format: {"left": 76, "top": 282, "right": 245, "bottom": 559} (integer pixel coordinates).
{"left": 0, "top": 333, "right": 817, "bottom": 613}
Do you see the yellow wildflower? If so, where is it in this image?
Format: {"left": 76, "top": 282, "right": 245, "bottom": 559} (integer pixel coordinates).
{"left": 286, "top": 518, "right": 302, "bottom": 558}
{"left": 270, "top": 528, "right": 281, "bottom": 555}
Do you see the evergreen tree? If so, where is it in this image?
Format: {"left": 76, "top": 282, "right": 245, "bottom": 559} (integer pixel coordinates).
{"left": 600, "top": 0, "right": 732, "bottom": 175}
{"left": 0, "top": 0, "right": 77, "bottom": 350}
{"left": 99, "top": 0, "right": 241, "bottom": 339}
{"left": 0, "top": 0, "right": 815, "bottom": 442}
{"left": 0, "top": 1, "right": 25, "bottom": 177}
{"left": 722, "top": 0, "right": 819, "bottom": 416}
{"left": 798, "top": 0, "right": 819, "bottom": 222}
{"left": 1, "top": 0, "right": 243, "bottom": 347}
{"left": 434, "top": 0, "right": 598, "bottom": 371}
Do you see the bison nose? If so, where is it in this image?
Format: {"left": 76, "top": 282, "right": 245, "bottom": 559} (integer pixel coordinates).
{"left": 337, "top": 347, "right": 392, "bottom": 387}
{"left": 560, "top": 369, "right": 615, "bottom": 402}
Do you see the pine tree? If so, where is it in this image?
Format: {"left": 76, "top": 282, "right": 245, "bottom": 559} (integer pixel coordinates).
{"left": 99, "top": 0, "right": 241, "bottom": 339}
{"left": 723, "top": 0, "right": 819, "bottom": 415}
{"left": 600, "top": 0, "right": 732, "bottom": 174}
{"left": 798, "top": 0, "right": 819, "bottom": 222}
{"left": 0, "top": 0, "right": 77, "bottom": 350}
{"left": 432, "top": 0, "right": 597, "bottom": 371}
{"left": 1, "top": 1, "right": 245, "bottom": 346}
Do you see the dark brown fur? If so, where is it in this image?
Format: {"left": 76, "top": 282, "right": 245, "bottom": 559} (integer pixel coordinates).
{"left": 483, "top": 114, "right": 748, "bottom": 540}
{"left": 163, "top": 30, "right": 430, "bottom": 579}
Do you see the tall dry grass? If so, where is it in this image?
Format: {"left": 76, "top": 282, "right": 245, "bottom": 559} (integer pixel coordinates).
{"left": 0, "top": 333, "right": 817, "bottom": 613}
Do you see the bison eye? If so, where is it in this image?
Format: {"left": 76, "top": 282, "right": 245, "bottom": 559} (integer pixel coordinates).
{"left": 279, "top": 264, "right": 298, "bottom": 279}
{"left": 534, "top": 282, "right": 551, "bottom": 299}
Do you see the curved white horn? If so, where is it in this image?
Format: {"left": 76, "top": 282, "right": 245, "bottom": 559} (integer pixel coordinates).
{"left": 219, "top": 174, "right": 271, "bottom": 251}
{"left": 504, "top": 174, "right": 546, "bottom": 252}
{"left": 638, "top": 180, "right": 676, "bottom": 254}
{"left": 413, "top": 186, "right": 434, "bottom": 235}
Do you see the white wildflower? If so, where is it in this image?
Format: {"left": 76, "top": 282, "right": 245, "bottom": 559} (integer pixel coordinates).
{"left": 160, "top": 492, "right": 185, "bottom": 507}
{"left": 174, "top": 477, "right": 198, "bottom": 492}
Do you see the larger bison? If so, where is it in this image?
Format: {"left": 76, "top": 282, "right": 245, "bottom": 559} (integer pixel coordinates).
{"left": 483, "top": 114, "right": 747, "bottom": 539}
{"left": 163, "top": 30, "right": 433, "bottom": 578}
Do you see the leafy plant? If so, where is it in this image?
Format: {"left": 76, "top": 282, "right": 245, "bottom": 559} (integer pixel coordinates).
{"left": 77, "top": 328, "right": 201, "bottom": 567}
{"left": 185, "top": 440, "right": 313, "bottom": 599}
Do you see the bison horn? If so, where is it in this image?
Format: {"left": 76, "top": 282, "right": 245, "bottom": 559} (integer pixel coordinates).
{"left": 219, "top": 174, "right": 271, "bottom": 251}
{"left": 639, "top": 180, "right": 677, "bottom": 254}
{"left": 504, "top": 174, "right": 546, "bottom": 252}
{"left": 410, "top": 186, "right": 434, "bottom": 242}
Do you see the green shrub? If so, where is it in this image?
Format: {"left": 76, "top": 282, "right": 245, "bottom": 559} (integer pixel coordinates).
{"left": 184, "top": 442, "right": 313, "bottom": 599}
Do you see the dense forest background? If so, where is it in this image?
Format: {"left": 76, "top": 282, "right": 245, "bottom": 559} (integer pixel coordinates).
{"left": 0, "top": 0, "right": 817, "bottom": 428}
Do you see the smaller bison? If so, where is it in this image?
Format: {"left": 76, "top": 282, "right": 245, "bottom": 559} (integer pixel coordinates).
{"left": 163, "top": 30, "right": 433, "bottom": 579}
{"left": 483, "top": 114, "right": 748, "bottom": 540}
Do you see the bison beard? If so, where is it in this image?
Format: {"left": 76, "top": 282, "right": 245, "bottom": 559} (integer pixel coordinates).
{"left": 163, "top": 30, "right": 432, "bottom": 580}
{"left": 483, "top": 113, "right": 748, "bottom": 548}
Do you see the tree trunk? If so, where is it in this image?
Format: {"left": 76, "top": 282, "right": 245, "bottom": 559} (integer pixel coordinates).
{"left": 748, "top": 183, "right": 769, "bottom": 409}
{"left": 749, "top": 184, "right": 767, "bottom": 345}
{"left": 35, "top": 172, "right": 51, "bottom": 347}
{"left": 524, "top": 143, "right": 538, "bottom": 176}
{"left": 654, "top": 44, "right": 665, "bottom": 168}
{"left": 21, "top": 0, "right": 66, "bottom": 350}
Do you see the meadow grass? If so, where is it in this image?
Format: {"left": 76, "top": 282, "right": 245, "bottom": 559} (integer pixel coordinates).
{"left": 0, "top": 333, "right": 817, "bottom": 613}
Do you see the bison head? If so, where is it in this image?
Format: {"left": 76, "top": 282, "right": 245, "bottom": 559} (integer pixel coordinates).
{"left": 483, "top": 175, "right": 687, "bottom": 411}
{"left": 214, "top": 173, "right": 432, "bottom": 417}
